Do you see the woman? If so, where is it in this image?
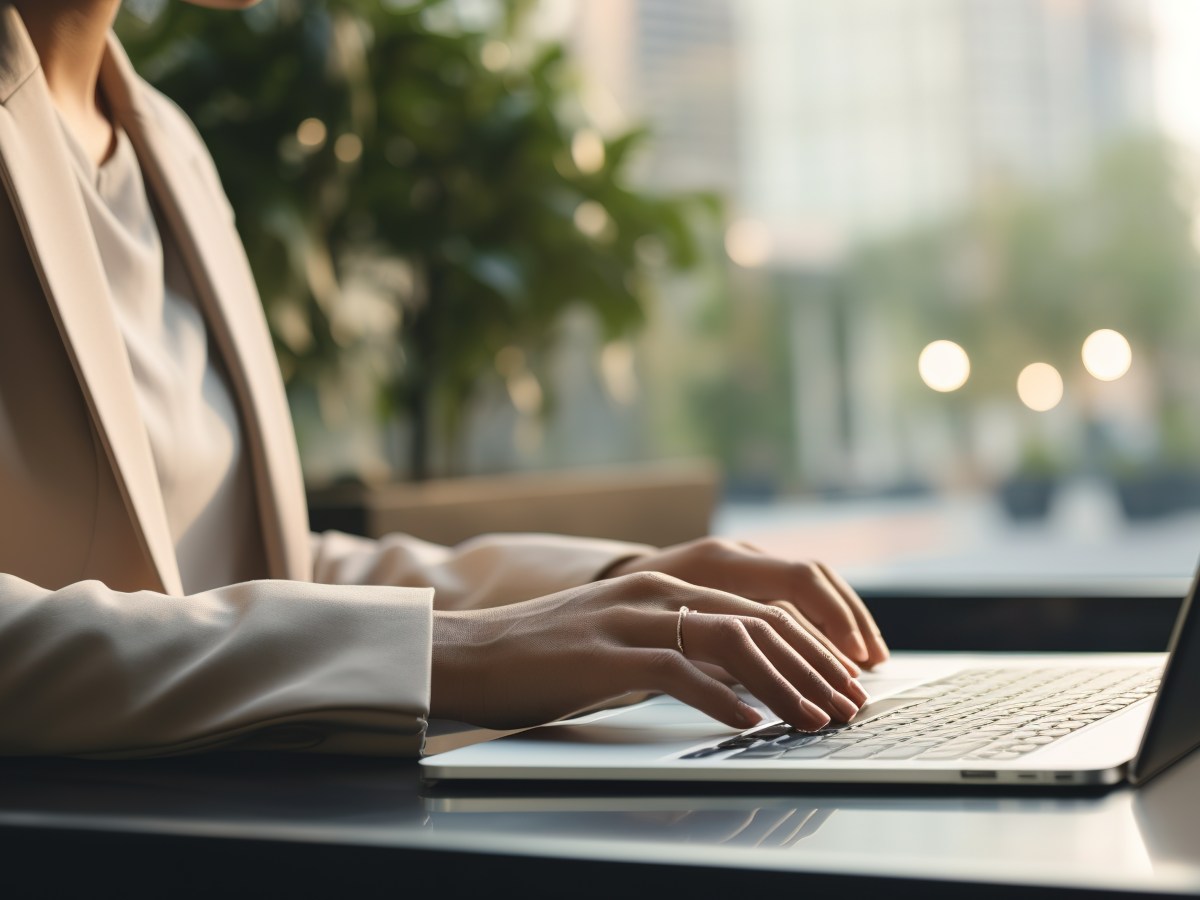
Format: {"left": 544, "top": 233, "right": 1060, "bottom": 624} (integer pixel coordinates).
{"left": 0, "top": 0, "right": 887, "bottom": 759}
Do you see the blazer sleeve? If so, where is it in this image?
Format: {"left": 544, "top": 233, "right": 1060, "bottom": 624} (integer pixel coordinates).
{"left": 311, "top": 529, "right": 655, "bottom": 611}
{"left": 0, "top": 575, "right": 433, "bottom": 759}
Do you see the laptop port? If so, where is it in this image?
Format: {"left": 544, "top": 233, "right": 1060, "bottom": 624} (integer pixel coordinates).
{"left": 961, "top": 770, "right": 997, "bottom": 779}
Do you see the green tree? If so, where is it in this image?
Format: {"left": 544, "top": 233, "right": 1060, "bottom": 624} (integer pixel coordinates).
{"left": 117, "top": 0, "right": 713, "bottom": 480}
{"left": 845, "top": 134, "right": 1200, "bottom": 484}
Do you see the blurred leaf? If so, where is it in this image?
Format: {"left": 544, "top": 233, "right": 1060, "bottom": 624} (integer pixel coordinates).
{"left": 117, "top": 0, "right": 718, "bottom": 480}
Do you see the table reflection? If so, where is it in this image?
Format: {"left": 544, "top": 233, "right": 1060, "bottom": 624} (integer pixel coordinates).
{"left": 2, "top": 748, "right": 1199, "bottom": 894}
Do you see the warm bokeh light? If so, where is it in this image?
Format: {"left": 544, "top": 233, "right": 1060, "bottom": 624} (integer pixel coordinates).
{"left": 296, "top": 117, "right": 327, "bottom": 149}
{"left": 1081, "top": 328, "right": 1133, "bottom": 381}
{"left": 917, "top": 340, "right": 971, "bottom": 392}
{"left": 1017, "top": 362, "right": 1064, "bottom": 411}
{"left": 724, "top": 219, "right": 772, "bottom": 268}
{"left": 506, "top": 370, "right": 544, "bottom": 415}
{"left": 573, "top": 200, "right": 612, "bottom": 239}
{"left": 480, "top": 40, "right": 512, "bottom": 72}
{"left": 600, "top": 340, "right": 638, "bottom": 406}
{"left": 571, "top": 128, "right": 606, "bottom": 174}
{"left": 334, "top": 133, "right": 363, "bottom": 163}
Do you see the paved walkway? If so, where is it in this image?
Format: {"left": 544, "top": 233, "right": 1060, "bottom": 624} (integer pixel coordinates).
{"left": 712, "top": 478, "right": 1200, "bottom": 588}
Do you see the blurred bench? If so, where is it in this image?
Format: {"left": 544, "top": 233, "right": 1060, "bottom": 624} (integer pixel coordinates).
{"left": 307, "top": 458, "right": 720, "bottom": 548}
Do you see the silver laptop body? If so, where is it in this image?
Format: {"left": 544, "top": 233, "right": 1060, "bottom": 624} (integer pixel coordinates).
{"left": 420, "top": 570, "right": 1200, "bottom": 789}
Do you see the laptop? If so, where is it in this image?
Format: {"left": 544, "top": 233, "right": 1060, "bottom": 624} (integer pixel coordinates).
{"left": 420, "top": 563, "right": 1200, "bottom": 789}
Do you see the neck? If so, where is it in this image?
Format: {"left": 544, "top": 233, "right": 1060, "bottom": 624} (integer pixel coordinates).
{"left": 14, "top": 0, "right": 121, "bottom": 120}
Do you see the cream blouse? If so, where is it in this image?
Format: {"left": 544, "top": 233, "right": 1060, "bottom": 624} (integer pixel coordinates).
{"left": 61, "top": 119, "right": 266, "bottom": 593}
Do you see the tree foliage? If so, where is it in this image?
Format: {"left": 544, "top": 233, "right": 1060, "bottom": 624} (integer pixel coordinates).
{"left": 117, "top": 0, "right": 714, "bottom": 480}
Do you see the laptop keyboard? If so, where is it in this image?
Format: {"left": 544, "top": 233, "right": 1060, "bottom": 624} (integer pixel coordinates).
{"left": 681, "top": 665, "right": 1161, "bottom": 763}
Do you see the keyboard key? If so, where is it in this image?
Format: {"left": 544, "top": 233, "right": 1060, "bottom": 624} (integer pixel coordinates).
{"left": 713, "top": 663, "right": 1162, "bottom": 764}
{"left": 783, "top": 743, "right": 850, "bottom": 759}
{"left": 717, "top": 735, "right": 763, "bottom": 749}
{"left": 748, "top": 723, "right": 794, "bottom": 740}
{"left": 681, "top": 747, "right": 726, "bottom": 759}
{"left": 829, "top": 745, "right": 887, "bottom": 759}
{"left": 729, "top": 746, "right": 785, "bottom": 759}
{"left": 775, "top": 734, "right": 824, "bottom": 750}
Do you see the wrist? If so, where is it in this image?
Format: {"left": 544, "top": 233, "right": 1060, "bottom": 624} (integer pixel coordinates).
{"left": 593, "top": 553, "right": 649, "bottom": 581}
{"left": 430, "top": 610, "right": 477, "bottom": 722}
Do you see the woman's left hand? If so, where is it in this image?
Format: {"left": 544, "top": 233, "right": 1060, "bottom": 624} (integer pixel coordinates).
{"left": 603, "top": 537, "right": 889, "bottom": 673}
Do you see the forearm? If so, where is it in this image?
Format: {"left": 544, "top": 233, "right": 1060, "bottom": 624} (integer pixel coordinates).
{"left": 311, "top": 529, "right": 655, "bottom": 610}
{"left": 0, "top": 574, "right": 433, "bottom": 758}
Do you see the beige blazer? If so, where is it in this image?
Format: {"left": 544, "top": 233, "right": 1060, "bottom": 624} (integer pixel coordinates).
{"left": 0, "top": 5, "right": 649, "bottom": 759}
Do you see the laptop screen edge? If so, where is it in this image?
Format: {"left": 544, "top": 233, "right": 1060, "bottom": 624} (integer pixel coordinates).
{"left": 1128, "top": 554, "right": 1200, "bottom": 786}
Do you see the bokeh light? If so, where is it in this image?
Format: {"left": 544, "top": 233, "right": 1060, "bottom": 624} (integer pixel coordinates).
{"left": 917, "top": 340, "right": 971, "bottom": 392}
{"left": 1017, "top": 362, "right": 1064, "bottom": 411}
{"left": 573, "top": 200, "right": 612, "bottom": 240}
{"left": 1081, "top": 329, "right": 1132, "bottom": 382}
{"left": 571, "top": 129, "right": 606, "bottom": 174}
{"left": 334, "top": 133, "right": 363, "bottom": 163}
{"left": 296, "top": 117, "right": 327, "bottom": 149}
{"left": 481, "top": 40, "right": 511, "bottom": 72}
{"left": 724, "top": 219, "right": 771, "bottom": 268}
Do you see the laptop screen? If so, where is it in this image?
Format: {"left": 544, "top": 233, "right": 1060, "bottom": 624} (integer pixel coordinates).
{"left": 1130, "top": 564, "right": 1200, "bottom": 785}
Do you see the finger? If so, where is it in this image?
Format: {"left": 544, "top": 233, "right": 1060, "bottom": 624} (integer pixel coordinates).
{"left": 739, "top": 557, "right": 871, "bottom": 663}
{"left": 653, "top": 586, "right": 862, "bottom": 699}
{"left": 610, "top": 573, "right": 863, "bottom": 701}
{"left": 767, "top": 599, "right": 862, "bottom": 679}
{"left": 723, "top": 613, "right": 861, "bottom": 721}
{"left": 816, "top": 562, "right": 890, "bottom": 667}
{"left": 682, "top": 552, "right": 869, "bottom": 664}
{"left": 621, "top": 647, "right": 764, "bottom": 730}
{"left": 680, "top": 613, "right": 835, "bottom": 730}
{"left": 694, "top": 660, "right": 737, "bottom": 685}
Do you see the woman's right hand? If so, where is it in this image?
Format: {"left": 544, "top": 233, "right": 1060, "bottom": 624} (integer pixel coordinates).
{"left": 429, "top": 571, "right": 869, "bottom": 732}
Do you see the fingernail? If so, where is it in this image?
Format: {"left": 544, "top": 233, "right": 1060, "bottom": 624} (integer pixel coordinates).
{"left": 737, "top": 703, "right": 763, "bottom": 727}
{"left": 844, "top": 679, "right": 869, "bottom": 707}
{"left": 830, "top": 692, "right": 859, "bottom": 722}
{"left": 801, "top": 698, "right": 831, "bottom": 729}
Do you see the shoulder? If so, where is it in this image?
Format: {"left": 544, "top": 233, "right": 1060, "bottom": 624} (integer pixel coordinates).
{"left": 129, "top": 77, "right": 236, "bottom": 221}
{"left": 134, "top": 79, "right": 210, "bottom": 161}
{"left": 0, "top": 6, "right": 40, "bottom": 106}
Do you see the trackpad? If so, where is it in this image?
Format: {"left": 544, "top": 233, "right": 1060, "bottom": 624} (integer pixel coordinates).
{"left": 537, "top": 697, "right": 739, "bottom": 744}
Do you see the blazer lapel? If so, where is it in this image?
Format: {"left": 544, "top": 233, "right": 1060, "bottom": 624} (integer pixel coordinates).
{"left": 101, "top": 37, "right": 312, "bottom": 582}
{"left": 0, "top": 6, "right": 183, "bottom": 594}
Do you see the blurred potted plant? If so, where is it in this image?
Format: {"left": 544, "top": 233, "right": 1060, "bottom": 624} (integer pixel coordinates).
{"left": 118, "top": 0, "right": 718, "bottom": 540}
{"left": 1106, "top": 404, "right": 1200, "bottom": 520}
{"left": 997, "top": 437, "right": 1064, "bottom": 521}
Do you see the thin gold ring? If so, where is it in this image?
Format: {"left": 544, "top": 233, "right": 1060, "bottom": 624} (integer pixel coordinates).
{"left": 676, "top": 605, "right": 690, "bottom": 655}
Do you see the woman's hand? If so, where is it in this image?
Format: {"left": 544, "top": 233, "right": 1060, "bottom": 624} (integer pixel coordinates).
{"left": 430, "top": 572, "right": 869, "bottom": 732}
{"left": 602, "top": 537, "right": 889, "bottom": 672}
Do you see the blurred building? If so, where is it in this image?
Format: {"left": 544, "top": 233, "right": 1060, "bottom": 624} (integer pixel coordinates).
{"left": 735, "top": 0, "right": 1155, "bottom": 248}
{"left": 569, "top": 0, "right": 1154, "bottom": 241}
{"left": 567, "top": 0, "right": 739, "bottom": 193}
{"left": 564, "top": 0, "right": 1161, "bottom": 496}
{"left": 736, "top": 0, "right": 1156, "bottom": 491}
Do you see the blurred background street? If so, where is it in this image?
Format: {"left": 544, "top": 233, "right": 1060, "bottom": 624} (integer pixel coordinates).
{"left": 118, "top": 0, "right": 1200, "bottom": 586}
